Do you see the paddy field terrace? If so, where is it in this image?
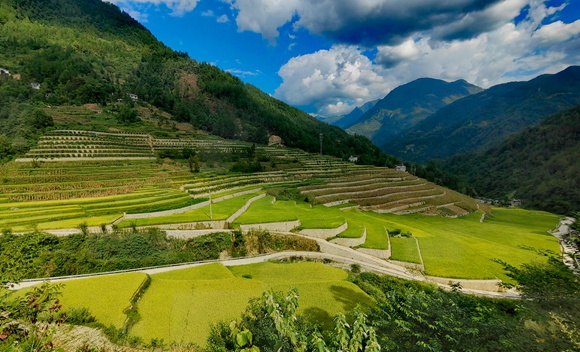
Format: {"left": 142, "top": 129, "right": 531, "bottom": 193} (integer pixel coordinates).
{"left": 3, "top": 129, "right": 561, "bottom": 346}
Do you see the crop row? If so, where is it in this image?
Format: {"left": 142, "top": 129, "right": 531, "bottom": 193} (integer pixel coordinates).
{"left": 0, "top": 172, "right": 141, "bottom": 184}
{"left": 302, "top": 179, "right": 426, "bottom": 197}
{"left": 313, "top": 182, "right": 430, "bottom": 203}
{"left": 0, "top": 177, "right": 151, "bottom": 194}
{"left": 358, "top": 189, "right": 445, "bottom": 209}
{"left": 8, "top": 184, "right": 145, "bottom": 202}
{"left": 25, "top": 153, "right": 154, "bottom": 158}
{"left": 317, "top": 184, "right": 436, "bottom": 205}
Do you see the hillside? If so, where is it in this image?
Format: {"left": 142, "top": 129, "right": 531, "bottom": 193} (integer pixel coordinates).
{"left": 346, "top": 78, "right": 482, "bottom": 146}
{"left": 441, "top": 105, "right": 580, "bottom": 214}
{"left": 384, "top": 66, "right": 580, "bottom": 163}
{"left": 0, "top": 0, "right": 394, "bottom": 166}
{"left": 332, "top": 100, "right": 379, "bottom": 128}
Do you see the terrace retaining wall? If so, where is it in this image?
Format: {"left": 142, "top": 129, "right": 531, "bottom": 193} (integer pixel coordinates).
{"left": 299, "top": 221, "right": 348, "bottom": 239}
{"left": 226, "top": 193, "right": 267, "bottom": 223}
{"left": 165, "top": 229, "right": 233, "bottom": 239}
{"left": 357, "top": 248, "right": 391, "bottom": 259}
{"left": 388, "top": 260, "right": 423, "bottom": 271}
{"left": 240, "top": 220, "right": 301, "bottom": 233}
{"left": 115, "top": 189, "right": 262, "bottom": 223}
{"left": 140, "top": 221, "right": 228, "bottom": 230}
{"left": 331, "top": 227, "right": 366, "bottom": 247}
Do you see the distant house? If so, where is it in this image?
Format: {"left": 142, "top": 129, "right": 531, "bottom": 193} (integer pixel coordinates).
{"left": 0, "top": 68, "right": 11, "bottom": 76}
{"left": 510, "top": 199, "right": 523, "bottom": 207}
{"left": 128, "top": 93, "right": 138, "bottom": 102}
{"left": 395, "top": 164, "right": 406, "bottom": 172}
{"left": 348, "top": 155, "right": 358, "bottom": 163}
{"left": 30, "top": 82, "right": 41, "bottom": 90}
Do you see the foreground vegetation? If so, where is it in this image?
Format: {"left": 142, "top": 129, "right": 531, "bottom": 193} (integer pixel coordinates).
{"left": 4, "top": 251, "right": 579, "bottom": 351}
{"left": 0, "top": 228, "right": 318, "bottom": 281}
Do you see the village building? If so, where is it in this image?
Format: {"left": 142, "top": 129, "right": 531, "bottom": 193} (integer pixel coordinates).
{"left": 395, "top": 164, "right": 406, "bottom": 172}
{"left": 0, "top": 68, "right": 11, "bottom": 76}
{"left": 128, "top": 93, "right": 138, "bottom": 102}
{"left": 348, "top": 155, "right": 358, "bottom": 163}
{"left": 30, "top": 82, "right": 41, "bottom": 90}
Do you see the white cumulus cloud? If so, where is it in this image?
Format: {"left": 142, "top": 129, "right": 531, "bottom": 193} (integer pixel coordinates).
{"left": 274, "top": 46, "right": 391, "bottom": 115}
{"left": 275, "top": 1, "right": 580, "bottom": 116}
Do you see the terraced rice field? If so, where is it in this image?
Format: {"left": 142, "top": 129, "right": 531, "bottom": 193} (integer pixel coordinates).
{"left": 389, "top": 237, "right": 421, "bottom": 264}
{"left": 116, "top": 191, "right": 262, "bottom": 228}
{"left": 0, "top": 161, "right": 198, "bottom": 231}
{"left": 234, "top": 196, "right": 347, "bottom": 229}
{"left": 133, "top": 262, "right": 372, "bottom": 346}
{"left": 363, "top": 208, "right": 560, "bottom": 280}
{"left": 21, "top": 273, "right": 147, "bottom": 328}
{"left": 3, "top": 129, "right": 561, "bottom": 282}
{"left": 300, "top": 170, "right": 477, "bottom": 215}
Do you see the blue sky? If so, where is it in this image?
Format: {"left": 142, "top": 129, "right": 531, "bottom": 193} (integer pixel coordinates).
{"left": 108, "top": 0, "right": 580, "bottom": 117}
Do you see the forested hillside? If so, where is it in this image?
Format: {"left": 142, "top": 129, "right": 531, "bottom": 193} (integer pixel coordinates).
{"left": 0, "top": 0, "right": 394, "bottom": 166}
{"left": 385, "top": 66, "right": 580, "bottom": 163}
{"left": 442, "top": 105, "right": 580, "bottom": 214}
{"left": 346, "top": 78, "right": 481, "bottom": 146}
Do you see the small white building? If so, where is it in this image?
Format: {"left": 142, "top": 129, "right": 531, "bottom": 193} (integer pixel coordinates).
{"left": 128, "top": 93, "right": 138, "bottom": 102}
{"left": 0, "top": 68, "right": 11, "bottom": 76}
{"left": 30, "top": 82, "right": 41, "bottom": 90}
{"left": 395, "top": 164, "right": 406, "bottom": 172}
{"left": 348, "top": 155, "right": 358, "bottom": 163}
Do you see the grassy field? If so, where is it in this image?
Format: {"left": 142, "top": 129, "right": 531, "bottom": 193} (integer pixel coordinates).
{"left": 132, "top": 263, "right": 268, "bottom": 347}
{"left": 389, "top": 237, "right": 421, "bottom": 264}
{"left": 132, "top": 262, "right": 372, "bottom": 346}
{"left": 234, "top": 196, "right": 346, "bottom": 229}
{"left": 116, "top": 192, "right": 261, "bottom": 228}
{"left": 367, "top": 208, "right": 560, "bottom": 280}
{"left": 228, "top": 262, "right": 373, "bottom": 327}
{"left": 23, "top": 273, "right": 147, "bottom": 328}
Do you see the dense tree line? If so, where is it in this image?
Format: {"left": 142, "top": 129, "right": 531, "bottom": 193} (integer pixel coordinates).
{"left": 441, "top": 105, "right": 580, "bottom": 214}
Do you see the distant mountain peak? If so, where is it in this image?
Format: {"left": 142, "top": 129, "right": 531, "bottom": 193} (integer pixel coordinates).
{"left": 344, "top": 77, "right": 482, "bottom": 145}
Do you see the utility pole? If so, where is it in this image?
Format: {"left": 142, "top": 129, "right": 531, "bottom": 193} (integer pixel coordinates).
{"left": 319, "top": 133, "right": 323, "bottom": 155}
{"left": 209, "top": 191, "right": 213, "bottom": 220}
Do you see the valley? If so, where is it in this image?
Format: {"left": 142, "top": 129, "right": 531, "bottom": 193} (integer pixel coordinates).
{"left": 1, "top": 0, "right": 579, "bottom": 351}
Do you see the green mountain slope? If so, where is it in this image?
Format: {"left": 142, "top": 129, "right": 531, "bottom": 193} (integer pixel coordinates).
{"left": 384, "top": 66, "right": 580, "bottom": 163}
{"left": 0, "top": 0, "right": 395, "bottom": 166}
{"left": 346, "top": 78, "right": 482, "bottom": 146}
{"left": 442, "top": 105, "right": 580, "bottom": 214}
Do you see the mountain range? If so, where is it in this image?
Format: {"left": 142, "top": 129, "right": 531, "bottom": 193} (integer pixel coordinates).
{"left": 345, "top": 78, "right": 482, "bottom": 146}
{"left": 383, "top": 66, "right": 580, "bottom": 163}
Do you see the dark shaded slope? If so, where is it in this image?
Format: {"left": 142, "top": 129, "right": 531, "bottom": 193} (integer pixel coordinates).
{"left": 443, "top": 105, "right": 580, "bottom": 214}
{"left": 346, "top": 78, "right": 481, "bottom": 145}
{"left": 385, "top": 66, "right": 580, "bottom": 163}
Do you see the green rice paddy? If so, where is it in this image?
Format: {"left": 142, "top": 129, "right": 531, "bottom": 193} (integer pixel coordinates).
{"left": 51, "top": 273, "right": 146, "bottom": 327}
{"left": 389, "top": 237, "right": 421, "bottom": 264}
{"left": 369, "top": 208, "right": 560, "bottom": 280}
{"left": 132, "top": 262, "right": 371, "bottom": 346}
{"left": 116, "top": 192, "right": 262, "bottom": 228}
{"left": 234, "top": 196, "right": 346, "bottom": 229}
